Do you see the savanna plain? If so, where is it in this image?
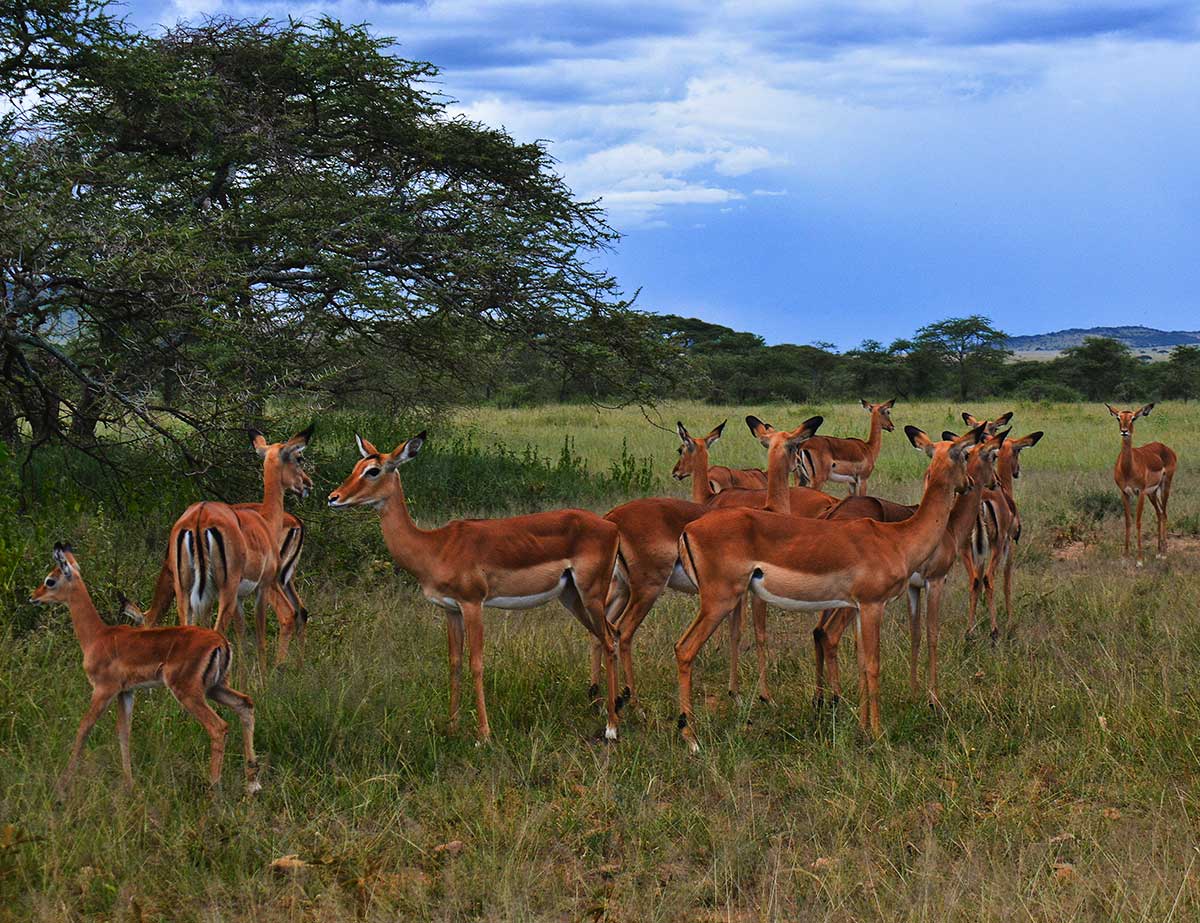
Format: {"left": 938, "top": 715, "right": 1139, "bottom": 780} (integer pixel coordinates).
{"left": 2, "top": 400, "right": 1200, "bottom": 922}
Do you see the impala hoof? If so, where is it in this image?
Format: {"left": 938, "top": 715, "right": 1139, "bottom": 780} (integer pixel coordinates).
{"left": 1136, "top": 560, "right": 1144, "bottom": 568}
{"left": 586, "top": 683, "right": 600, "bottom": 700}
{"left": 989, "top": 628, "right": 1000, "bottom": 646}
{"left": 246, "top": 779, "right": 262, "bottom": 795}
{"left": 759, "top": 694, "right": 774, "bottom": 706}
{"left": 604, "top": 724, "right": 618, "bottom": 741}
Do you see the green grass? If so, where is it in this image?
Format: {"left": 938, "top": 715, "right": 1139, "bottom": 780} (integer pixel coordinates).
{"left": 3, "top": 400, "right": 1200, "bottom": 921}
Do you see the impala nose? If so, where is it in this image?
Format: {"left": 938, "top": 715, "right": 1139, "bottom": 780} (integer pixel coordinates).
{"left": 328, "top": 492, "right": 340, "bottom": 506}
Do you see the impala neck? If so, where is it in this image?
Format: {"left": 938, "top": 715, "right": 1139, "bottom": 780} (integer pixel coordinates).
{"left": 763, "top": 442, "right": 793, "bottom": 513}
{"left": 64, "top": 582, "right": 107, "bottom": 648}
{"left": 1118, "top": 433, "right": 1136, "bottom": 477}
{"left": 690, "top": 445, "right": 715, "bottom": 504}
{"left": 260, "top": 453, "right": 287, "bottom": 537}
{"left": 947, "top": 470, "right": 987, "bottom": 543}
{"left": 865, "top": 412, "right": 884, "bottom": 459}
{"left": 996, "top": 453, "right": 1016, "bottom": 499}
{"left": 376, "top": 473, "right": 434, "bottom": 575}
{"left": 894, "top": 463, "right": 960, "bottom": 573}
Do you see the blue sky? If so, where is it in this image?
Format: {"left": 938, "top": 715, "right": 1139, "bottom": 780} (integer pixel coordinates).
{"left": 123, "top": 0, "right": 1200, "bottom": 348}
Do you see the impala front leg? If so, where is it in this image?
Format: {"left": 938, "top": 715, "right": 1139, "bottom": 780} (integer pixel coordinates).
{"left": 751, "top": 595, "right": 772, "bottom": 704}
{"left": 59, "top": 689, "right": 116, "bottom": 798}
{"left": 1120, "top": 491, "right": 1132, "bottom": 557}
{"left": 115, "top": 691, "right": 134, "bottom": 790}
{"left": 1135, "top": 489, "right": 1146, "bottom": 566}
{"left": 727, "top": 594, "right": 744, "bottom": 698}
{"left": 856, "top": 601, "right": 885, "bottom": 737}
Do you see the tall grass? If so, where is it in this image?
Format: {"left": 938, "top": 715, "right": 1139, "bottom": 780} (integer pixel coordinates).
{"left": 2, "top": 401, "right": 1199, "bottom": 921}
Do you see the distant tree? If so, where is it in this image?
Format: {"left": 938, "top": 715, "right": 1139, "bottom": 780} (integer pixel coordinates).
{"left": 1162, "top": 345, "right": 1200, "bottom": 401}
{"left": 1056, "top": 337, "right": 1139, "bottom": 401}
{"left": 912, "top": 315, "right": 1010, "bottom": 400}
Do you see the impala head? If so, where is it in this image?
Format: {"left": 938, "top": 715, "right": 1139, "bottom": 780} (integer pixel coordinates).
{"left": 906, "top": 423, "right": 987, "bottom": 494}
{"left": 671, "top": 420, "right": 725, "bottom": 481}
{"left": 746, "top": 414, "right": 824, "bottom": 471}
{"left": 250, "top": 425, "right": 314, "bottom": 498}
{"left": 30, "top": 542, "right": 81, "bottom": 605}
{"left": 1106, "top": 403, "right": 1153, "bottom": 438}
{"left": 961, "top": 411, "right": 1014, "bottom": 436}
{"left": 1000, "top": 430, "right": 1044, "bottom": 478}
{"left": 328, "top": 431, "right": 426, "bottom": 509}
{"left": 862, "top": 398, "right": 896, "bottom": 432}
{"left": 943, "top": 428, "right": 1009, "bottom": 490}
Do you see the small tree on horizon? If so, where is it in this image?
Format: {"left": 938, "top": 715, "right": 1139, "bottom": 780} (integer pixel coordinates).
{"left": 912, "top": 315, "right": 1010, "bottom": 400}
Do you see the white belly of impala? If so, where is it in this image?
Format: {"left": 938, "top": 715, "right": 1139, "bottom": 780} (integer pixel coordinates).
{"left": 667, "top": 561, "right": 698, "bottom": 593}
{"left": 749, "top": 575, "right": 853, "bottom": 611}
{"left": 486, "top": 573, "right": 570, "bottom": 610}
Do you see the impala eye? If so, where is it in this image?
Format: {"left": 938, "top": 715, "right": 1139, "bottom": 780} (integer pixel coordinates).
{"left": 363, "top": 466, "right": 381, "bottom": 478}
{"left": 45, "top": 577, "right": 56, "bottom": 587}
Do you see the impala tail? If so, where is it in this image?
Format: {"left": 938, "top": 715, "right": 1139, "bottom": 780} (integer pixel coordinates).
{"left": 175, "top": 505, "right": 227, "bottom": 615}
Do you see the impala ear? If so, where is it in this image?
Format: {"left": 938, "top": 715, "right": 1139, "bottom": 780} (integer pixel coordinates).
{"left": 356, "top": 434, "right": 378, "bottom": 458}
{"left": 994, "top": 429, "right": 1010, "bottom": 447}
{"left": 942, "top": 431, "right": 958, "bottom": 442}
{"left": 860, "top": 399, "right": 871, "bottom": 411}
{"left": 384, "top": 431, "right": 426, "bottom": 471}
{"left": 1135, "top": 403, "right": 1154, "bottom": 419}
{"left": 117, "top": 591, "right": 145, "bottom": 624}
{"left": 1105, "top": 404, "right": 1119, "bottom": 417}
{"left": 783, "top": 416, "right": 823, "bottom": 447}
{"left": 995, "top": 411, "right": 1014, "bottom": 427}
{"left": 704, "top": 420, "right": 726, "bottom": 447}
{"left": 284, "top": 424, "right": 314, "bottom": 457}
{"left": 676, "top": 421, "right": 691, "bottom": 443}
{"left": 1018, "top": 430, "right": 1044, "bottom": 450}
{"left": 882, "top": 398, "right": 896, "bottom": 410}
{"left": 962, "top": 412, "right": 980, "bottom": 427}
{"left": 745, "top": 415, "right": 776, "bottom": 448}
{"left": 52, "top": 542, "right": 74, "bottom": 577}
{"left": 249, "top": 428, "right": 269, "bottom": 458}
{"left": 906, "top": 425, "right": 935, "bottom": 457}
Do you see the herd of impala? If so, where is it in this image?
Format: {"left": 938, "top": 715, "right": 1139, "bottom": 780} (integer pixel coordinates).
{"left": 29, "top": 402, "right": 1178, "bottom": 791}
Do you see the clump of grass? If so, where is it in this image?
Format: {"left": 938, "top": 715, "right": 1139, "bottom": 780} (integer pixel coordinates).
{"left": 1074, "top": 488, "right": 1125, "bottom": 522}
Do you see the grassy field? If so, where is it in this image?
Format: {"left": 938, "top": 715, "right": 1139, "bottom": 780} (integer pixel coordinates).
{"left": 3, "top": 400, "right": 1200, "bottom": 921}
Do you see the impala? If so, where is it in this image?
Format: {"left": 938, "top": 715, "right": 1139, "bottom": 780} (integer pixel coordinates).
{"left": 1106, "top": 404, "right": 1177, "bottom": 565}
{"left": 813, "top": 429, "right": 1007, "bottom": 707}
{"left": 675, "top": 424, "right": 984, "bottom": 747}
{"left": 137, "top": 428, "right": 311, "bottom": 666}
{"left": 135, "top": 429, "right": 312, "bottom": 654}
{"left": 328, "top": 432, "right": 624, "bottom": 741}
{"left": 962, "top": 411, "right": 1013, "bottom": 436}
{"left": 31, "top": 544, "right": 260, "bottom": 796}
{"left": 960, "top": 428, "right": 1043, "bottom": 642}
{"left": 796, "top": 399, "right": 895, "bottom": 495}
{"left": 602, "top": 415, "right": 824, "bottom": 708}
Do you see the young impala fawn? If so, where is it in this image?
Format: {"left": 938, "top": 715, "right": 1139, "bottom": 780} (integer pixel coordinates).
{"left": 1106, "top": 403, "right": 1177, "bottom": 564}
{"left": 796, "top": 399, "right": 895, "bottom": 495}
{"left": 31, "top": 544, "right": 260, "bottom": 796}
{"left": 675, "top": 425, "right": 985, "bottom": 747}
{"left": 601, "top": 416, "right": 825, "bottom": 709}
{"left": 328, "top": 432, "right": 625, "bottom": 741}
{"left": 136, "top": 428, "right": 312, "bottom": 667}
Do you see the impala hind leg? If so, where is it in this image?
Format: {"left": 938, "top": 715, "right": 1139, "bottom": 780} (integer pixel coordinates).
{"left": 1148, "top": 489, "right": 1166, "bottom": 559}
{"left": 208, "top": 685, "right": 260, "bottom": 794}
{"left": 267, "top": 584, "right": 299, "bottom": 667}
{"left": 612, "top": 584, "right": 664, "bottom": 709}
{"left": 727, "top": 595, "right": 744, "bottom": 699}
{"left": 1120, "top": 490, "right": 1133, "bottom": 558}
{"left": 597, "top": 575, "right": 631, "bottom": 702}
{"left": 564, "top": 571, "right": 622, "bottom": 741}
{"left": 675, "top": 589, "right": 742, "bottom": 752}
{"left": 854, "top": 602, "right": 885, "bottom": 737}
{"left": 115, "top": 691, "right": 134, "bottom": 790}
{"left": 1159, "top": 473, "right": 1174, "bottom": 556}
{"left": 458, "top": 602, "right": 493, "bottom": 742}
{"left": 750, "top": 595, "right": 772, "bottom": 704}
{"left": 907, "top": 585, "right": 922, "bottom": 697}
{"left": 814, "top": 608, "right": 850, "bottom": 707}
{"left": 58, "top": 689, "right": 116, "bottom": 798}
{"left": 925, "top": 578, "right": 946, "bottom": 709}
{"left": 174, "top": 689, "right": 229, "bottom": 788}
{"left": 984, "top": 552, "right": 1001, "bottom": 645}
{"left": 1135, "top": 490, "right": 1147, "bottom": 566}
{"left": 446, "top": 609, "right": 465, "bottom": 733}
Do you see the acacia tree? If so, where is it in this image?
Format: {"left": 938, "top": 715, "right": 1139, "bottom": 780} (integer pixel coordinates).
{"left": 1, "top": 9, "right": 681, "bottom": 473}
{"left": 912, "top": 315, "right": 1010, "bottom": 400}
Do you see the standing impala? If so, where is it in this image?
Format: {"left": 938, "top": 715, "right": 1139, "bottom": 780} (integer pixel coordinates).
{"left": 813, "top": 429, "right": 1007, "bottom": 708}
{"left": 602, "top": 416, "right": 825, "bottom": 708}
{"left": 1106, "top": 403, "right": 1177, "bottom": 564}
{"left": 675, "top": 424, "right": 984, "bottom": 747}
{"left": 961, "top": 428, "right": 1043, "bottom": 642}
{"left": 137, "top": 428, "right": 311, "bottom": 666}
{"left": 134, "top": 429, "right": 312, "bottom": 655}
{"left": 30, "top": 544, "right": 260, "bottom": 796}
{"left": 796, "top": 399, "right": 895, "bottom": 495}
{"left": 328, "top": 432, "right": 624, "bottom": 741}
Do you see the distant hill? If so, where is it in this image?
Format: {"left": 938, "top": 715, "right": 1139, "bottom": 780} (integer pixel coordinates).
{"left": 1006, "top": 325, "right": 1200, "bottom": 358}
